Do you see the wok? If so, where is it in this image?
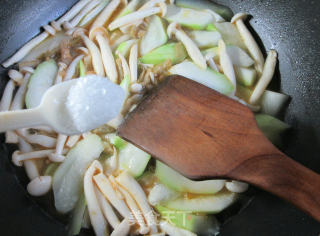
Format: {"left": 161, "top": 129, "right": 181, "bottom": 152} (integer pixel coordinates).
{"left": 0, "top": 0, "right": 319, "bottom": 235}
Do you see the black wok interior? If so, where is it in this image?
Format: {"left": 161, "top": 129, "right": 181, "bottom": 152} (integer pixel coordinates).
{"left": 0, "top": 0, "right": 319, "bottom": 235}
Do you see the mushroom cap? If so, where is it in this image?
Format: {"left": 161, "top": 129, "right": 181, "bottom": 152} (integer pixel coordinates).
{"left": 20, "top": 66, "right": 34, "bottom": 74}
{"left": 167, "top": 22, "right": 179, "bottom": 38}
{"left": 72, "top": 28, "right": 88, "bottom": 38}
{"left": 48, "top": 153, "right": 65, "bottom": 162}
{"left": 12, "top": 151, "right": 23, "bottom": 167}
{"left": 43, "top": 24, "right": 56, "bottom": 36}
{"left": 231, "top": 12, "right": 248, "bottom": 24}
{"left": 27, "top": 176, "right": 52, "bottom": 197}
{"left": 50, "top": 20, "right": 62, "bottom": 31}
{"left": 89, "top": 26, "right": 109, "bottom": 41}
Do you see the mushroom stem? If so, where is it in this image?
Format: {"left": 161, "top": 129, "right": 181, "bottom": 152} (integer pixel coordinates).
{"left": 17, "top": 129, "right": 57, "bottom": 148}
{"left": 8, "top": 70, "right": 24, "bottom": 85}
{"left": 2, "top": 32, "right": 49, "bottom": 68}
{"left": 95, "top": 186, "right": 121, "bottom": 229}
{"left": 110, "top": 218, "right": 131, "bottom": 236}
{"left": 226, "top": 181, "right": 249, "bottom": 193}
{"left": 11, "top": 73, "right": 31, "bottom": 111}
{"left": 66, "top": 135, "right": 81, "bottom": 148}
{"left": 0, "top": 80, "right": 15, "bottom": 112}
{"left": 108, "top": 7, "right": 161, "bottom": 31}
{"left": 49, "top": 134, "right": 68, "bottom": 162}
{"left": 231, "top": 13, "right": 264, "bottom": 74}
{"left": 93, "top": 173, "right": 132, "bottom": 219}
{"left": 64, "top": 55, "right": 85, "bottom": 81}
{"left": 117, "top": 184, "right": 149, "bottom": 234}
{"left": 218, "top": 40, "right": 236, "bottom": 93}
{"left": 90, "top": 0, "right": 122, "bottom": 34}
{"left": 18, "top": 137, "right": 40, "bottom": 180}
{"left": 117, "top": 52, "right": 131, "bottom": 80}
{"left": 167, "top": 22, "right": 207, "bottom": 69}
{"left": 93, "top": 30, "right": 118, "bottom": 83}
{"left": 84, "top": 161, "right": 109, "bottom": 236}
{"left": 104, "top": 146, "right": 118, "bottom": 175}
{"left": 205, "top": 52, "right": 219, "bottom": 72}
{"left": 111, "top": 34, "right": 131, "bottom": 50}
{"left": 129, "top": 43, "right": 138, "bottom": 83}
{"left": 55, "top": 62, "right": 67, "bottom": 84}
{"left": 12, "top": 149, "right": 56, "bottom": 167}
{"left": 75, "top": 29, "right": 105, "bottom": 76}
{"left": 116, "top": 172, "right": 158, "bottom": 234}
{"left": 54, "top": 0, "right": 92, "bottom": 30}
{"left": 249, "top": 50, "right": 277, "bottom": 104}
{"left": 63, "top": 0, "right": 101, "bottom": 30}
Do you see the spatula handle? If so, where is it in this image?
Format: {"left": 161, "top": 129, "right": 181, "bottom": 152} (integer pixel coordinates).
{"left": 229, "top": 153, "right": 320, "bottom": 222}
{"left": 0, "top": 108, "right": 46, "bottom": 132}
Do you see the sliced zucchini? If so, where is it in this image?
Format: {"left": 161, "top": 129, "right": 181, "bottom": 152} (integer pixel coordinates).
{"left": 169, "top": 61, "right": 234, "bottom": 95}
{"left": 140, "top": 43, "right": 187, "bottom": 65}
{"left": 215, "top": 22, "right": 246, "bottom": 49}
{"left": 155, "top": 161, "right": 225, "bottom": 195}
{"left": 236, "top": 83, "right": 253, "bottom": 102}
{"left": 120, "top": 74, "right": 131, "bottom": 98}
{"left": 79, "top": 60, "right": 86, "bottom": 77}
{"left": 25, "top": 60, "right": 58, "bottom": 108}
{"left": 260, "top": 90, "right": 290, "bottom": 117}
{"left": 163, "top": 191, "right": 237, "bottom": 213}
{"left": 68, "top": 192, "right": 87, "bottom": 236}
{"left": 53, "top": 134, "right": 104, "bottom": 213}
{"left": 255, "top": 114, "right": 290, "bottom": 146}
{"left": 140, "top": 15, "right": 168, "bottom": 55}
{"left": 165, "top": 5, "right": 213, "bottom": 30}
{"left": 117, "top": 0, "right": 142, "bottom": 18}
{"left": 235, "top": 66, "right": 257, "bottom": 87}
{"left": 156, "top": 205, "right": 220, "bottom": 235}
{"left": 115, "top": 39, "right": 138, "bottom": 58}
{"left": 175, "top": 0, "right": 234, "bottom": 21}
{"left": 188, "top": 31, "right": 221, "bottom": 49}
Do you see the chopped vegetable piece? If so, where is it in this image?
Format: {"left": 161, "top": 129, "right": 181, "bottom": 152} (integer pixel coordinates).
{"left": 215, "top": 22, "right": 246, "bottom": 49}
{"left": 165, "top": 5, "right": 213, "bottom": 30}
{"left": 206, "top": 23, "right": 218, "bottom": 31}
{"left": 188, "top": 31, "right": 222, "bottom": 49}
{"left": 117, "top": 0, "right": 142, "bottom": 18}
{"left": 260, "top": 90, "right": 290, "bottom": 117}
{"left": 155, "top": 161, "right": 225, "bottom": 194}
{"left": 140, "top": 15, "right": 168, "bottom": 55}
{"left": 256, "top": 114, "right": 290, "bottom": 146}
{"left": 235, "top": 66, "right": 257, "bottom": 87}
{"left": 156, "top": 205, "right": 220, "bottom": 235}
{"left": 25, "top": 60, "right": 58, "bottom": 108}
{"left": 140, "top": 43, "right": 187, "bottom": 65}
{"left": 115, "top": 39, "right": 138, "bottom": 58}
{"left": 169, "top": 61, "right": 234, "bottom": 95}
{"left": 163, "top": 191, "right": 237, "bottom": 213}
{"left": 175, "top": 0, "right": 234, "bottom": 21}
{"left": 79, "top": 60, "right": 86, "bottom": 77}
{"left": 79, "top": 0, "right": 110, "bottom": 27}
{"left": 236, "top": 83, "right": 253, "bottom": 102}
{"left": 119, "top": 142, "right": 151, "bottom": 178}
{"left": 68, "top": 192, "right": 87, "bottom": 236}
{"left": 53, "top": 134, "right": 104, "bottom": 213}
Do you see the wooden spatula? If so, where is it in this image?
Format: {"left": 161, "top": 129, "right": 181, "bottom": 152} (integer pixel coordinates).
{"left": 118, "top": 75, "right": 320, "bottom": 222}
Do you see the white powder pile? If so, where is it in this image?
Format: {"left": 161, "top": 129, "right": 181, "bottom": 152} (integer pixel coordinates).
{"left": 66, "top": 75, "right": 125, "bottom": 133}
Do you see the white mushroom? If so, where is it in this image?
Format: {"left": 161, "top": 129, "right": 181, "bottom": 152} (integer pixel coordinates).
{"left": 159, "top": 221, "right": 196, "bottom": 236}
{"left": 130, "top": 83, "right": 144, "bottom": 94}
{"left": 90, "top": 0, "right": 122, "bottom": 34}
{"left": 110, "top": 218, "right": 131, "bottom": 236}
{"left": 48, "top": 134, "right": 68, "bottom": 162}
{"left": 11, "top": 73, "right": 30, "bottom": 111}
{"left": 90, "top": 27, "right": 118, "bottom": 83}
{"left": 64, "top": 54, "right": 85, "bottom": 81}
{"left": 18, "top": 137, "right": 40, "bottom": 180}
{"left": 54, "top": 62, "right": 67, "bottom": 84}
{"left": 117, "top": 51, "right": 131, "bottom": 80}
{"left": 204, "top": 51, "right": 219, "bottom": 72}
{"left": 66, "top": 135, "right": 81, "bottom": 148}
{"left": 74, "top": 28, "right": 105, "bottom": 76}
{"left": 139, "top": 0, "right": 165, "bottom": 10}
{"left": 12, "top": 149, "right": 56, "bottom": 167}
{"left": 76, "top": 46, "right": 90, "bottom": 55}
{"left": 8, "top": 70, "right": 23, "bottom": 84}
{"left": 104, "top": 146, "right": 118, "bottom": 175}
{"left": 116, "top": 172, "right": 158, "bottom": 234}
{"left": 93, "top": 173, "right": 132, "bottom": 219}
{"left": 226, "top": 181, "right": 249, "bottom": 193}
{"left": 218, "top": 40, "right": 236, "bottom": 93}
{"left": 27, "top": 176, "right": 52, "bottom": 197}
{"left": 95, "top": 186, "right": 121, "bottom": 229}
{"left": 249, "top": 50, "right": 277, "bottom": 104}
{"left": 108, "top": 7, "right": 162, "bottom": 31}
{"left": 63, "top": 0, "right": 101, "bottom": 30}
{"left": 231, "top": 96, "right": 261, "bottom": 112}
{"left": 16, "top": 129, "right": 57, "bottom": 148}
{"left": 20, "top": 66, "right": 34, "bottom": 74}
{"left": 204, "top": 9, "right": 226, "bottom": 23}
{"left": 0, "top": 80, "right": 15, "bottom": 112}
{"left": 231, "top": 13, "right": 265, "bottom": 74}
{"left": 43, "top": 25, "right": 57, "bottom": 36}
{"left": 129, "top": 43, "right": 138, "bottom": 83}
{"left": 53, "top": 0, "right": 92, "bottom": 30}
{"left": 5, "top": 131, "right": 19, "bottom": 144}
{"left": 117, "top": 184, "right": 150, "bottom": 235}
{"left": 2, "top": 32, "right": 49, "bottom": 68}
{"left": 84, "top": 161, "right": 109, "bottom": 236}
{"left": 167, "top": 22, "right": 207, "bottom": 69}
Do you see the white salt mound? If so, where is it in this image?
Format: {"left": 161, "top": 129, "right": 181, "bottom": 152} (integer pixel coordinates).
{"left": 66, "top": 75, "right": 125, "bottom": 133}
